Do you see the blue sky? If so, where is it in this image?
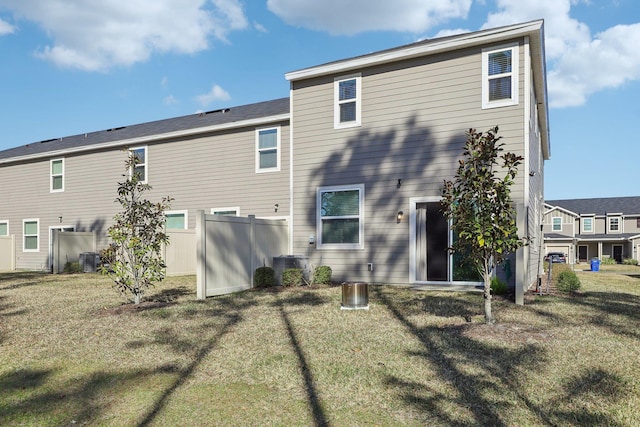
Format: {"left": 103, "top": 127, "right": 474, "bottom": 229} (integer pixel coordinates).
{"left": 0, "top": 0, "right": 639, "bottom": 200}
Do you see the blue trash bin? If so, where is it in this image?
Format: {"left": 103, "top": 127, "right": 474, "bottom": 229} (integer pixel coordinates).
{"left": 590, "top": 258, "right": 600, "bottom": 272}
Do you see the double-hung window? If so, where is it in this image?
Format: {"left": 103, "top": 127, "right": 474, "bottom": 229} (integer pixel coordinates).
{"left": 23, "top": 219, "right": 39, "bottom": 252}
{"left": 317, "top": 184, "right": 364, "bottom": 249}
{"left": 50, "top": 158, "right": 64, "bottom": 192}
{"left": 256, "top": 126, "right": 280, "bottom": 172}
{"left": 0, "top": 220, "right": 8, "bottom": 236}
{"left": 582, "top": 217, "right": 593, "bottom": 233}
{"left": 609, "top": 217, "right": 621, "bottom": 232}
{"left": 129, "top": 146, "right": 147, "bottom": 183}
{"left": 334, "top": 74, "right": 361, "bottom": 128}
{"left": 552, "top": 217, "right": 562, "bottom": 232}
{"left": 165, "top": 210, "right": 188, "bottom": 230}
{"left": 482, "top": 43, "right": 519, "bottom": 108}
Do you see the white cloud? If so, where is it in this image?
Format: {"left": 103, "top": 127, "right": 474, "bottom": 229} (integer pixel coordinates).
{"left": 480, "top": 0, "right": 640, "bottom": 107}
{"left": 0, "top": 18, "right": 15, "bottom": 34}
{"left": 195, "top": 84, "right": 231, "bottom": 107}
{"left": 163, "top": 94, "right": 179, "bottom": 106}
{"left": 267, "top": 0, "right": 473, "bottom": 35}
{"left": 254, "top": 21, "right": 268, "bottom": 33}
{"left": 161, "top": 76, "right": 169, "bottom": 88}
{"left": 0, "top": 0, "right": 248, "bottom": 71}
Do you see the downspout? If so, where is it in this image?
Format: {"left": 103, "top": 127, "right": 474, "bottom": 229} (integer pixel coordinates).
{"left": 289, "top": 86, "right": 294, "bottom": 255}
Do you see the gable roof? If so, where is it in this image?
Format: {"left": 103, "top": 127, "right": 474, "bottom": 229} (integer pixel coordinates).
{"left": 546, "top": 196, "right": 640, "bottom": 216}
{"left": 0, "top": 97, "right": 290, "bottom": 165}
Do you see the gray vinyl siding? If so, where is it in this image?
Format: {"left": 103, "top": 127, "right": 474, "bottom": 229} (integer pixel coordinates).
{"left": 291, "top": 40, "right": 529, "bottom": 284}
{"left": 0, "top": 121, "right": 290, "bottom": 270}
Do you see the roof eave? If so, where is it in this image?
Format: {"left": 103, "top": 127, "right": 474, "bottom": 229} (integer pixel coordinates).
{"left": 0, "top": 113, "right": 290, "bottom": 165}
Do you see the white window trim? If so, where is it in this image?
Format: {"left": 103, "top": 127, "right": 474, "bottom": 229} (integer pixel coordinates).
{"left": 0, "top": 220, "right": 8, "bottom": 236}
{"left": 50, "top": 158, "right": 64, "bottom": 193}
{"left": 482, "top": 42, "right": 519, "bottom": 109}
{"left": 581, "top": 216, "right": 594, "bottom": 233}
{"left": 255, "top": 125, "right": 281, "bottom": 173}
{"left": 165, "top": 210, "right": 189, "bottom": 230}
{"left": 129, "top": 146, "right": 148, "bottom": 184}
{"left": 551, "top": 216, "right": 562, "bottom": 232}
{"left": 334, "top": 74, "right": 362, "bottom": 129}
{"left": 23, "top": 218, "right": 39, "bottom": 252}
{"left": 316, "top": 184, "right": 365, "bottom": 250}
{"left": 608, "top": 216, "right": 621, "bottom": 233}
{"left": 211, "top": 207, "right": 240, "bottom": 216}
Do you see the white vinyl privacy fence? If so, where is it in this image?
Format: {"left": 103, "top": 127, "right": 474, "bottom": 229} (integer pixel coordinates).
{"left": 164, "top": 229, "right": 196, "bottom": 276}
{"left": 0, "top": 235, "right": 15, "bottom": 271}
{"left": 196, "top": 211, "right": 289, "bottom": 299}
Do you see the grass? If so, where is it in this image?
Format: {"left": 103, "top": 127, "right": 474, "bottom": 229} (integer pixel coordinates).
{"left": 1, "top": 269, "right": 639, "bottom": 426}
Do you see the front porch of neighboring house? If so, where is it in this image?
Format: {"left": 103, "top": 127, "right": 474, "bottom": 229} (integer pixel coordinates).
{"left": 544, "top": 233, "right": 640, "bottom": 264}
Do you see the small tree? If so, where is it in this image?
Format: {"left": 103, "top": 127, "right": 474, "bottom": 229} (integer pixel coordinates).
{"left": 102, "top": 154, "right": 173, "bottom": 304}
{"left": 441, "top": 126, "right": 523, "bottom": 323}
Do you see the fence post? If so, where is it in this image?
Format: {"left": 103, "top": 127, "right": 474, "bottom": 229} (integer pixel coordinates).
{"left": 249, "top": 215, "right": 256, "bottom": 288}
{"left": 196, "top": 210, "right": 206, "bottom": 300}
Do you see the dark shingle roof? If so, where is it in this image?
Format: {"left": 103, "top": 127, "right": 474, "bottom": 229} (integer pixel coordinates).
{"left": 546, "top": 197, "right": 640, "bottom": 216}
{"left": 0, "top": 97, "right": 289, "bottom": 162}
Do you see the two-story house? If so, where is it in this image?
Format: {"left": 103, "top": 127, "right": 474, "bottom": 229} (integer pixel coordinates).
{"left": 0, "top": 20, "right": 550, "bottom": 304}
{"left": 543, "top": 197, "right": 640, "bottom": 264}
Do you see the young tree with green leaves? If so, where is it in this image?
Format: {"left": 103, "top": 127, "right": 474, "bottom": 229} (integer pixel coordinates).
{"left": 101, "top": 154, "right": 173, "bottom": 304}
{"left": 441, "top": 126, "right": 524, "bottom": 324}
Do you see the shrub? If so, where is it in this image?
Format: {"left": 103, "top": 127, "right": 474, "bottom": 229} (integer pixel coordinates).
{"left": 254, "top": 266, "right": 276, "bottom": 288}
{"left": 490, "top": 276, "right": 508, "bottom": 295}
{"left": 622, "top": 258, "right": 638, "bottom": 265}
{"left": 282, "top": 268, "right": 303, "bottom": 287}
{"left": 557, "top": 270, "right": 581, "bottom": 294}
{"left": 63, "top": 261, "right": 82, "bottom": 274}
{"left": 312, "top": 266, "right": 332, "bottom": 285}
{"left": 600, "top": 257, "right": 617, "bottom": 265}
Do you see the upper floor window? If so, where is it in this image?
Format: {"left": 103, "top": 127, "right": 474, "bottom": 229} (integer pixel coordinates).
{"left": 129, "top": 146, "right": 147, "bottom": 183}
{"left": 212, "top": 207, "right": 239, "bottom": 216}
{"left": 334, "top": 74, "right": 361, "bottom": 129}
{"left": 165, "top": 210, "right": 188, "bottom": 230}
{"left": 256, "top": 126, "right": 280, "bottom": 173}
{"left": 552, "top": 217, "right": 562, "bottom": 232}
{"left": 609, "top": 217, "right": 620, "bottom": 232}
{"left": 51, "top": 158, "right": 64, "bottom": 192}
{"left": 317, "top": 184, "right": 364, "bottom": 249}
{"left": 0, "top": 220, "right": 8, "bottom": 236}
{"left": 482, "top": 43, "right": 519, "bottom": 109}
{"left": 582, "top": 217, "right": 593, "bottom": 233}
{"left": 23, "top": 219, "right": 39, "bottom": 252}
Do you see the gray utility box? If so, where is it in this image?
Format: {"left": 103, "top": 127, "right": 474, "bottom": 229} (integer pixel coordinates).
{"left": 79, "top": 252, "right": 99, "bottom": 273}
{"left": 273, "top": 255, "right": 310, "bottom": 285}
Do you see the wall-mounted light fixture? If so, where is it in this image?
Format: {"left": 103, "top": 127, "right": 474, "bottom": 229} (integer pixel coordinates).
{"left": 529, "top": 171, "right": 536, "bottom": 177}
{"left": 397, "top": 211, "right": 404, "bottom": 223}
{"left": 58, "top": 216, "right": 63, "bottom": 223}
{"left": 397, "top": 179, "right": 402, "bottom": 188}
{"left": 274, "top": 203, "right": 279, "bottom": 212}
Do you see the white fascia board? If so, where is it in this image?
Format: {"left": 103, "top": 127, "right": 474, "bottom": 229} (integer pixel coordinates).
{"left": 0, "top": 113, "right": 290, "bottom": 165}
{"left": 285, "top": 20, "right": 543, "bottom": 81}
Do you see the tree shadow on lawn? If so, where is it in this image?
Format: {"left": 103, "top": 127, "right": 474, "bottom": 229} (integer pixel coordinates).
{"left": 0, "top": 366, "right": 182, "bottom": 426}
{"left": 372, "top": 287, "right": 625, "bottom": 426}
{"left": 559, "top": 291, "right": 640, "bottom": 340}
{"left": 0, "top": 272, "right": 50, "bottom": 291}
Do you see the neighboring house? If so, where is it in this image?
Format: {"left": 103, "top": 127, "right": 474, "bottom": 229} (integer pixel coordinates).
{"left": 543, "top": 197, "right": 640, "bottom": 264}
{"left": 0, "top": 20, "right": 550, "bottom": 304}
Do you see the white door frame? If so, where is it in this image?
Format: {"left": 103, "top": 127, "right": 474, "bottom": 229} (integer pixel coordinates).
{"left": 49, "top": 225, "right": 76, "bottom": 271}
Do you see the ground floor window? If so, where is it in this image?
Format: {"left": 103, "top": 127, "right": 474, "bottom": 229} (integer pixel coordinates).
{"left": 23, "top": 219, "right": 39, "bottom": 252}
{"left": 165, "top": 210, "right": 188, "bottom": 229}
{"left": 0, "top": 220, "right": 8, "bottom": 236}
{"left": 317, "top": 184, "right": 364, "bottom": 249}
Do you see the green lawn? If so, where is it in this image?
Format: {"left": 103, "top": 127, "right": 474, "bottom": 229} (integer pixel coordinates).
{"left": 1, "top": 269, "right": 639, "bottom": 426}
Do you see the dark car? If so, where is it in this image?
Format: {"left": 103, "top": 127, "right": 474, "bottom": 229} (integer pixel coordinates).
{"left": 544, "top": 252, "right": 566, "bottom": 263}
